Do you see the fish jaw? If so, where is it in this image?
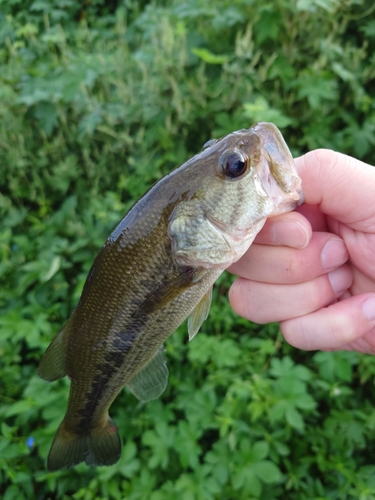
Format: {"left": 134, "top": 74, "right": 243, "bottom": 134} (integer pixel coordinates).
{"left": 252, "top": 122, "right": 304, "bottom": 213}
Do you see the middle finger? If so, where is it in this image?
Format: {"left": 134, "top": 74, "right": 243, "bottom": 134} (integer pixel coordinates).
{"left": 228, "top": 232, "right": 348, "bottom": 284}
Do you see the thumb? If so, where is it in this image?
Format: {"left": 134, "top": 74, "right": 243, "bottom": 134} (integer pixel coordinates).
{"left": 294, "top": 149, "right": 375, "bottom": 231}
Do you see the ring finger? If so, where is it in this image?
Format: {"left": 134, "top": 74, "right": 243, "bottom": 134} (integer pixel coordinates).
{"left": 228, "top": 264, "right": 353, "bottom": 324}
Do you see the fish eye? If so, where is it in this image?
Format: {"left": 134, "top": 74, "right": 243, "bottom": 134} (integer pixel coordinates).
{"left": 219, "top": 150, "right": 250, "bottom": 179}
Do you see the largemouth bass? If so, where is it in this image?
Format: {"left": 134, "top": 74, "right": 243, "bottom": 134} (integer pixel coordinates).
{"left": 38, "top": 122, "right": 303, "bottom": 471}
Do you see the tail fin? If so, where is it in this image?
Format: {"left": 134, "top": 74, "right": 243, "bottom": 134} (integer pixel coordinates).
{"left": 47, "top": 417, "right": 121, "bottom": 472}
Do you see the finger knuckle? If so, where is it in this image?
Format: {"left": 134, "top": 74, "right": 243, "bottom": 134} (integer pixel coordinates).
{"left": 284, "top": 252, "right": 307, "bottom": 283}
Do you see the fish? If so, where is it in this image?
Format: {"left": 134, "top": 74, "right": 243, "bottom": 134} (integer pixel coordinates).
{"left": 37, "top": 122, "right": 303, "bottom": 471}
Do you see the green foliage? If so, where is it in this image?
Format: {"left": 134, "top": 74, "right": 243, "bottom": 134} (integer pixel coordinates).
{"left": 1, "top": 0, "right": 375, "bottom": 498}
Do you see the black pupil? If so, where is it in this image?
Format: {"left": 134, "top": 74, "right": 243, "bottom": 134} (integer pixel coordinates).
{"left": 224, "top": 154, "right": 246, "bottom": 178}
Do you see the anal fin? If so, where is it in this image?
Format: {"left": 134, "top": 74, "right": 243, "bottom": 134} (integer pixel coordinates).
{"left": 127, "top": 346, "right": 169, "bottom": 402}
{"left": 37, "top": 326, "right": 68, "bottom": 381}
{"left": 188, "top": 287, "right": 212, "bottom": 341}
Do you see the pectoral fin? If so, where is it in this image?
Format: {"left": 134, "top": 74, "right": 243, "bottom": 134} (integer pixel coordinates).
{"left": 127, "top": 346, "right": 169, "bottom": 402}
{"left": 188, "top": 287, "right": 212, "bottom": 341}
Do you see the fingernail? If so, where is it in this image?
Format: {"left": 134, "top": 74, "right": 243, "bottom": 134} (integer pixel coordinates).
{"left": 321, "top": 239, "right": 348, "bottom": 270}
{"left": 362, "top": 296, "right": 375, "bottom": 321}
{"left": 328, "top": 267, "right": 351, "bottom": 294}
{"left": 272, "top": 221, "right": 309, "bottom": 248}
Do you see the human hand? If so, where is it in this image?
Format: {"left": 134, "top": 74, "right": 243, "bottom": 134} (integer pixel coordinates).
{"left": 228, "top": 149, "right": 375, "bottom": 353}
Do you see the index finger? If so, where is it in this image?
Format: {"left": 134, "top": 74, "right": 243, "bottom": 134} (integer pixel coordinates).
{"left": 254, "top": 211, "right": 312, "bottom": 248}
{"left": 295, "top": 149, "right": 375, "bottom": 231}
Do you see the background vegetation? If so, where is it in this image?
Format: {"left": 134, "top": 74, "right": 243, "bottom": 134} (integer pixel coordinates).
{"left": 1, "top": 0, "right": 375, "bottom": 498}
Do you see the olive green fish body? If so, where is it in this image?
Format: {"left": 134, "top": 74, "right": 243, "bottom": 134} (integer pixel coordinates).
{"left": 38, "top": 123, "right": 303, "bottom": 471}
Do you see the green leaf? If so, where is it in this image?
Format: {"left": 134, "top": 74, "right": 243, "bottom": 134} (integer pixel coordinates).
{"left": 191, "top": 47, "right": 229, "bottom": 64}
{"left": 296, "top": 0, "right": 339, "bottom": 12}
{"left": 33, "top": 101, "right": 58, "bottom": 136}
{"left": 360, "top": 20, "right": 375, "bottom": 38}
{"left": 78, "top": 108, "right": 103, "bottom": 138}
{"left": 254, "top": 11, "right": 280, "bottom": 44}
{"left": 233, "top": 466, "right": 261, "bottom": 496}
{"left": 3, "top": 485, "right": 26, "bottom": 500}
{"left": 295, "top": 394, "right": 317, "bottom": 411}
{"left": 41, "top": 256, "right": 61, "bottom": 282}
{"left": 285, "top": 406, "right": 304, "bottom": 431}
{"left": 173, "top": 421, "right": 202, "bottom": 469}
{"left": 296, "top": 71, "right": 338, "bottom": 109}
{"left": 253, "top": 460, "right": 282, "bottom": 483}
{"left": 142, "top": 422, "right": 176, "bottom": 470}
{"left": 269, "top": 401, "right": 288, "bottom": 422}
{"left": 5, "top": 399, "right": 35, "bottom": 418}
{"left": 269, "top": 357, "right": 295, "bottom": 378}
{"left": 249, "top": 441, "right": 268, "bottom": 462}
{"left": 243, "top": 98, "right": 294, "bottom": 129}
